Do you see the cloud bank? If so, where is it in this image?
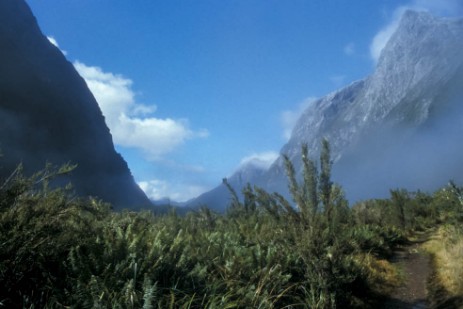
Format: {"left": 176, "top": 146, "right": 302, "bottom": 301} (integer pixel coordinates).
{"left": 47, "top": 36, "right": 67, "bottom": 55}
{"left": 370, "top": 0, "right": 463, "bottom": 62}
{"left": 74, "top": 61, "right": 208, "bottom": 159}
{"left": 138, "top": 179, "right": 208, "bottom": 202}
{"left": 281, "top": 97, "right": 316, "bottom": 140}
{"left": 239, "top": 151, "right": 279, "bottom": 170}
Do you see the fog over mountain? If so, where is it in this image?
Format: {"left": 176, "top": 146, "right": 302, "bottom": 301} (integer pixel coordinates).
{"left": 0, "top": 0, "right": 151, "bottom": 209}
{"left": 188, "top": 10, "right": 463, "bottom": 211}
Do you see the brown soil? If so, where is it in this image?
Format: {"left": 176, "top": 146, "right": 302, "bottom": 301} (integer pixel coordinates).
{"left": 382, "top": 234, "right": 433, "bottom": 309}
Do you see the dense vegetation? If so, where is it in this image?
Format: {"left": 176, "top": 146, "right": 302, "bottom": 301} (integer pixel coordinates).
{"left": 1, "top": 142, "right": 463, "bottom": 308}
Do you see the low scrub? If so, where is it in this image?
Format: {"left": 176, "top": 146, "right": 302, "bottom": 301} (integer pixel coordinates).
{"left": 0, "top": 142, "right": 460, "bottom": 308}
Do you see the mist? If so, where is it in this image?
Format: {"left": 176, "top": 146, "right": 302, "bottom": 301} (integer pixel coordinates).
{"left": 333, "top": 70, "right": 463, "bottom": 203}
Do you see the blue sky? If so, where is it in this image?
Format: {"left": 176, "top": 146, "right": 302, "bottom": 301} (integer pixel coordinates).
{"left": 26, "top": 0, "right": 462, "bottom": 202}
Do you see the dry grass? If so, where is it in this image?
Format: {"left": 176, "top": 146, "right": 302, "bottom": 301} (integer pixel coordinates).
{"left": 424, "top": 225, "right": 463, "bottom": 296}
{"left": 354, "top": 253, "right": 401, "bottom": 295}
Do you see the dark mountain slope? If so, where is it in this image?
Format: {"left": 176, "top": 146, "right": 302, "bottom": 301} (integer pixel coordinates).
{"left": 0, "top": 0, "right": 151, "bottom": 209}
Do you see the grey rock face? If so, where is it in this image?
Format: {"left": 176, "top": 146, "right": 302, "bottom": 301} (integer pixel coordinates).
{"left": 0, "top": 0, "right": 152, "bottom": 209}
{"left": 286, "top": 11, "right": 463, "bottom": 161}
{"left": 190, "top": 10, "right": 463, "bottom": 211}
{"left": 266, "top": 10, "right": 463, "bottom": 202}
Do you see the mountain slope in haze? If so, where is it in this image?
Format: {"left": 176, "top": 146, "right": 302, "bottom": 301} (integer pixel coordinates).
{"left": 188, "top": 10, "right": 463, "bottom": 211}
{"left": 187, "top": 160, "right": 268, "bottom": 209}
{"left": 0, "top": 0, "right": 152, "bottom": 209}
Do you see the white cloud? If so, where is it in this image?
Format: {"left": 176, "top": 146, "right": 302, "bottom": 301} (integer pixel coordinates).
{"left": 370, "top": 0, "right": 463, "bottom": 62}
{"left": 47, "top": 36, "right": 59, "bottom": 47}
{"left": 138, "top": 179, "right": 208, "bottom": 202}
{"left": 47, "top": 37, "right": 210, "bottom": 202}
{"left": 370, "top": 7, "right": 407, "bottom": 62}
{"left": 343, "top": 42, "right": 355, "bottom": 56}
{"left": 239, "top": 151, "right": 279, "bottom": 170}
{"left": 47, "top": 36, "right": 67, "bottom": 55}
{"left": 281, "top": 97, "right": 316, "bottom": 140}
{"left": 73, "top": 61, "right": 208, "bottom": 158}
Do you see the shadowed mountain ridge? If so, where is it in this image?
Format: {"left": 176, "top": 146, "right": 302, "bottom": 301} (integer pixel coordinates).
{"left": 0, "top": 0, "right": 152, "bottom": 209}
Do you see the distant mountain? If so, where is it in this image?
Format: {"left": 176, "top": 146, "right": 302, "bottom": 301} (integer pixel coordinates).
{"left": 186, "top": 160, "right": 267, "bottom": 210}
{"left": 0, "top": 0, "right": 152, "bottom": 209}
{"left": 189, "top": 10, "right": 463, "bottom": 211}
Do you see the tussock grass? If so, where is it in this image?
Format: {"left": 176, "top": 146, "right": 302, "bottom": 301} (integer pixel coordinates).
{"left": 425, "top": 225, "right": 463, "bottom": 296}
{"left": 2, "top": 143, "right": 462, "bottom": 308}
{"left": 354, "top": 253, "right": 401, "bottom": 294}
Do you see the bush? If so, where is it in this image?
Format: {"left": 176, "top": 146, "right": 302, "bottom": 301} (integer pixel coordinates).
{"left": 2, "top": 143, "right": 458, "bottom": 308}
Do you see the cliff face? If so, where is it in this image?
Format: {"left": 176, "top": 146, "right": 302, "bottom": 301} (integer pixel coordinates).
{"left": 0, "top": 0, "right": 151, "bottom": 209}
{"left": 269, "top": 11, "right": 463, "bottom": 201}
{"left": 282, "top": 12, "right": 461, "bottom": 158}
{"left": 189, "top": 11, "right": 463, "bottom": 211}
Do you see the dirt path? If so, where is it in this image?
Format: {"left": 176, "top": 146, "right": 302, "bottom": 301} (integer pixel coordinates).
{"left": 382, "top": 233, "right": 433, "bottom": 309}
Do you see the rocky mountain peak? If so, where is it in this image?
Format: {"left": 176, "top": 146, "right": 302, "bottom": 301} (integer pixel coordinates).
{"left": 286, "top": 10, "right": 463, "bottom": 162}
{"left": 188, "top": 10, "right": 463, "bottom": 211}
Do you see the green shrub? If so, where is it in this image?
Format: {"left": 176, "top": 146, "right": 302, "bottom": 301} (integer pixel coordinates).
{"left": 1, "top": 143, "right": 459, "bottom": 308}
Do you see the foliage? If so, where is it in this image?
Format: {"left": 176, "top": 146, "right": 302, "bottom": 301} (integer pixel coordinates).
{"left": 0, "top": 142, "right": 461, "bottom": 308}
{"left": 423, "top": 184, "right": 463, "bottom": 307}
{"left": 425, "top": 225, "right": 463, "bottom": 295}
